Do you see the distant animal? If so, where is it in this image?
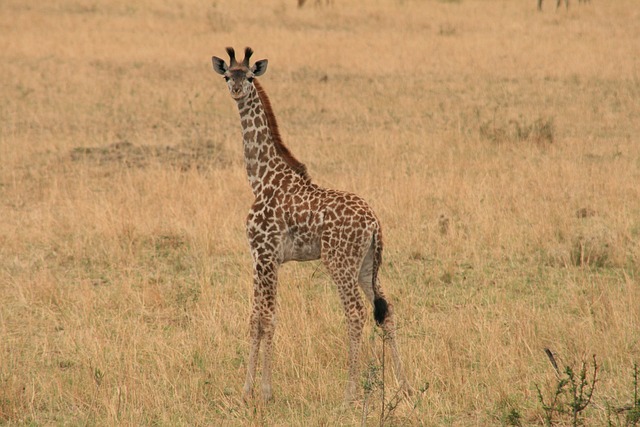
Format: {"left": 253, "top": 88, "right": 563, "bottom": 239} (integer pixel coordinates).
{"left": 538, "top": 0, "right": 568, "bottom": 10}
{"left": 538, "top": 0, "right": 590, "bottom": 10}
{"left": 298, "top": 0, "right": 334, "bottom": 7}
{"left": 211, "top": 47, "right": 410, "bottom": 402}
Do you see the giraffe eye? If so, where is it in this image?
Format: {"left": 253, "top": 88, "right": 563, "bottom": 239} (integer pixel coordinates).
{"left": 247, "top": 77, "right": 254, "bottom": 83}
{"left": 223, "top": 76, "right": 230, "bottom": 82}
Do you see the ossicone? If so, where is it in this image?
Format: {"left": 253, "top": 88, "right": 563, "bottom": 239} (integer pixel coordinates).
{"left": 226, "top": 47, "right": 238, "bottom": 66}
{"left": 242, "top": 47, "right": 254, "bottom": 67}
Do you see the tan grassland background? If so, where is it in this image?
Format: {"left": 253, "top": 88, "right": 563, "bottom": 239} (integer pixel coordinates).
{"left": 1, "top": 0, "right": 640, "bottom": 425}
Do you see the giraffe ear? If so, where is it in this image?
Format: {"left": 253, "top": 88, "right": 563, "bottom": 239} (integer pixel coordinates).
{"left": 212, "top": 56, "right": 228, "bottom": 75}
{"left": 251, "top": 59, "right": 268, "bottom": 77}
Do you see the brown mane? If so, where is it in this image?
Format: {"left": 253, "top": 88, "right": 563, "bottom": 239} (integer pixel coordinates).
{"left": 253, "top": 79, "right": 311, "bottom": 182}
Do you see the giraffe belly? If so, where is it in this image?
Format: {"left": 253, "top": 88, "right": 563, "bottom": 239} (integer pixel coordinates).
{"left": 282, "top": 233, "right": 321, "bottom": 262}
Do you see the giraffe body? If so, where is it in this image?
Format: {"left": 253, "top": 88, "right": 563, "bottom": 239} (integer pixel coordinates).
{"left": 212, "top": 47, "right": 408, "bottom": 402}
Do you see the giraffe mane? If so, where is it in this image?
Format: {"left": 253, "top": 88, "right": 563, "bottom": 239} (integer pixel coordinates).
{"left": 253, "top": 79, "right": 311, "bottom": 182}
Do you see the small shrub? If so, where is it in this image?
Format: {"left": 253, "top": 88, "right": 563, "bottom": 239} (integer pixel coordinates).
{"left": 438, "top": 23, "right": 457, "bottom": 36}
{"left": 536, "top": 351, "right": 598, "bottom": 427}
{"left": 479, "top": 115, "right": 554, "bottom": 145}
{"left": 570, "top": 218, "right": 615, "bottom": 268}
{"left": 505, "top": 408, "right": 523, "bottom": 426}
{"left": 606, "top": 363, "right": 640, "bottom": 427}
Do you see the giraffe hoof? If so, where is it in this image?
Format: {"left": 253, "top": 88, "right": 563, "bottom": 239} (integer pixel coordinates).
{"left": 242, "top": 387, "right": 254, "bottom": 403}
{"left": 397, "top": 380, "right": 416, "bottom": 400}
{"left": 262, "top": 384, "right": 274, "bottom": 402}
{"left": 402, "top": 382, "right": 415, "bottom": 397}
{"left": 342, "top": 382, "right": 358, "bottom": 405}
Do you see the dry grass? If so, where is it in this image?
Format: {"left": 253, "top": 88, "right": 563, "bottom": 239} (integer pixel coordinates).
{"left": 1, "top": 0, "right": 640, "bottom": 425}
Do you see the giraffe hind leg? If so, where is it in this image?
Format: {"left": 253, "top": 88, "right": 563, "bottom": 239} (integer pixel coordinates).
{"left": 358, "top": 243, "right": 411, "bottom": 395}
{"left": 337, "top": 280, "right": 366, "bottom": 403}
{"left": 356, "top": 288, "right": 409, "bottom": 393}
{"left": 322, "top": 251, "right": 366, "bottom": 402}
{"left": 378, "top": 304, "right": 412, "bottom": 396}
{"left": 243, "top": 257, "right": 279, "bottom": 402}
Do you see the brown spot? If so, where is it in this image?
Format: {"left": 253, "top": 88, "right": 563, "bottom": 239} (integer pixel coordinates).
{"left": 576, "top": 207, "right": 597, "bottom": 219}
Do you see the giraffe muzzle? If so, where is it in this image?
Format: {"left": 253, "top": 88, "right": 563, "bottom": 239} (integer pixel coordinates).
{"left": 231, "top": 88, "right": 245, "bottom": 99}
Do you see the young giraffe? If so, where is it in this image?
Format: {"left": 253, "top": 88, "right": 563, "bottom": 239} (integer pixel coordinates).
{"left": 212, "top": 47, "right": 409, "bottom": 402}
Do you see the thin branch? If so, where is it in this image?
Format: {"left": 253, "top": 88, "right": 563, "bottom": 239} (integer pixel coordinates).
{"left": 545, "top": 348, "right": 561, "bottom": 377}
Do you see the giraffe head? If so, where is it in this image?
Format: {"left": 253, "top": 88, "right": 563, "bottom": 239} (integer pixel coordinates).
{"left": 212, "top": 47, "right": 268, "bottom": 100}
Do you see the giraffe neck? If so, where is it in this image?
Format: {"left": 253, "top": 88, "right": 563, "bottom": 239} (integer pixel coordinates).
{"left": 235, "top": 80, "right": 310, "bottom": 196}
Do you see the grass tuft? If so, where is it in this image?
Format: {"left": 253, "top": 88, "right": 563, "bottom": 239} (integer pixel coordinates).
{"left": 480, "top": 115, "right": 554, "bottom": 145}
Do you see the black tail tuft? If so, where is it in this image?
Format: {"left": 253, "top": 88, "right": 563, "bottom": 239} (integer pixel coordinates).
{"left": 373, "top": 297, "right": 388, "bottom": 326}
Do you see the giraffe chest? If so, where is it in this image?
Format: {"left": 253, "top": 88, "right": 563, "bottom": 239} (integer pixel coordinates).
{"left": 247, "top": 191, "right": 323, "bottom": 263}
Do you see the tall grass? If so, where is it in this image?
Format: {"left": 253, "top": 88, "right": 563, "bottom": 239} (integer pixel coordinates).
{"left": 1, "top": 0, "right": 639, "bottom": 424}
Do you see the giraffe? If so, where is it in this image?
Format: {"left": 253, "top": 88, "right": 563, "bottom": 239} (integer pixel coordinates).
{"left": 211, "top": 47, "right": 410, "bottom": 402}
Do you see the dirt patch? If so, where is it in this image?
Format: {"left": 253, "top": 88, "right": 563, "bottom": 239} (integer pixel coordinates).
{"left": 69, "top": 140, "right": 228, "bottom": 172}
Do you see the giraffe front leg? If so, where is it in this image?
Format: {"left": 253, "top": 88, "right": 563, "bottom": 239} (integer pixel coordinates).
{"left": 243, "top": 301, "right": 278, "bottom": 402}
{"left": 243, "top": 255, "right": 279, "bottom": 402}
{"left": 242, "top": 309, "right": 262, "bottom": 402}
{"left": 256, "top": 262, "right": 279, "bottom": 402}
{"left": 260, "top": 310, "right": 277, "bottom": 402}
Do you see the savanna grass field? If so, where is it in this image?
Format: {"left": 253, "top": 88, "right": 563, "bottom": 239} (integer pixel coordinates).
{"left": 1, "top": 0, "right": 640, "bottom": 425}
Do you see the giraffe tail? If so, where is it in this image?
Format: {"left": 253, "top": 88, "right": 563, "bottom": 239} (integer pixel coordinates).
{"left": 371, "top": 228, "right": 388, "bottom": 326}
